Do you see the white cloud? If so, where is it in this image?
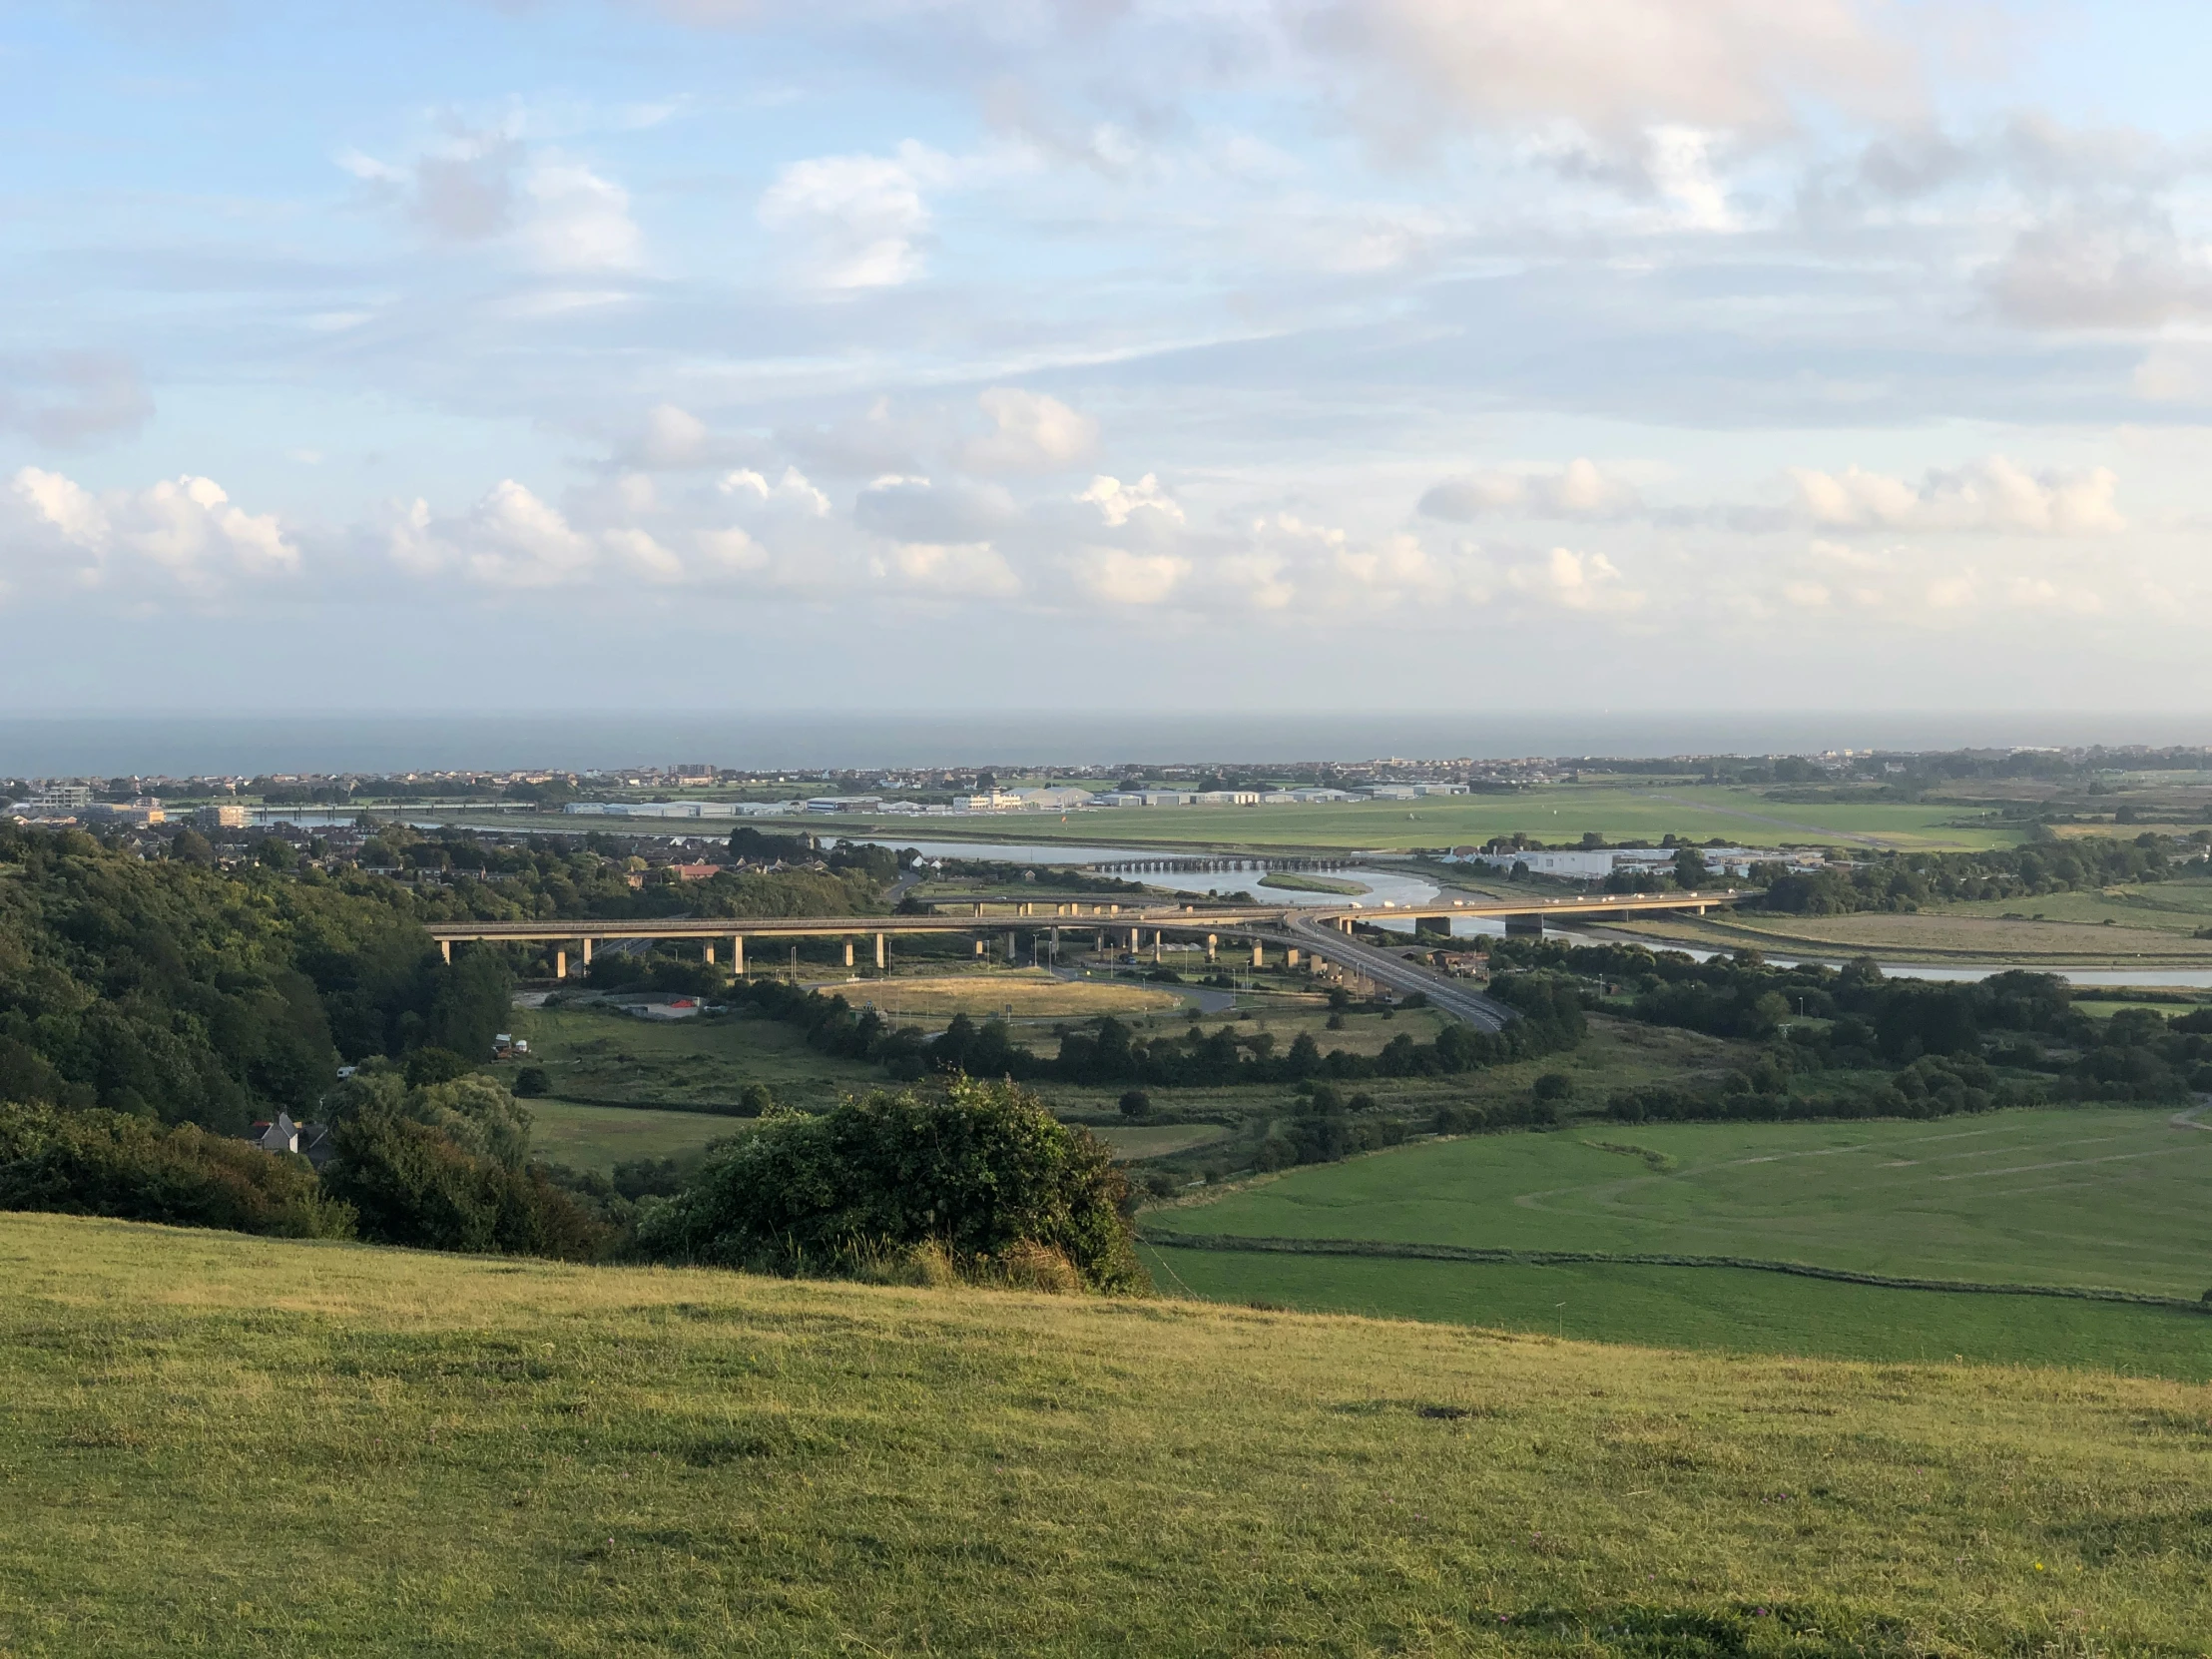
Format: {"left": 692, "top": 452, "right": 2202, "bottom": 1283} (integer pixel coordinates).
{"left": 388, "top": 480, "right": 598, "bottom": 586}
{"left": 521, "top": 159, "right": 642, "bottom": 272}
{"left": 1419, "top": 458, "right": 1641, "bottom": 521}
{"left": 1789, "top": 457, "right": 2125, "bottom": 535}
{"left": 719, "top": 466, "right": 831, "bottom": 517}
{"left": 1644, "top": 125, "right": 1735, "bottom": 229}
{"left": 8, "top": 467, "right": 297, "bottom": 588}
{"left": 1504, "top": 546, "right": 1641, "bottom": 612}
{"left": 853, "top": 474, "right": 1018, "bottom": 543}
{"left": 961, "top": 388, "right": 1098, "bottom": 473}
{"left": 876, "top": 541, "right": 1020, "bottom": 597}
{"left": 1078, "top": 473, "right": 1184, "bottom": 527}
{"left": 758, "top": 144, "right": 951, "bottom": 289}
{"left": 340, "top": 130, "right": 641, "bottom": 272}
{"left": 1070, "top": 546, "right": 1187, "bottom": 606}
{"left": 1308, "top": 0, "right": 1917, "bottom": 149}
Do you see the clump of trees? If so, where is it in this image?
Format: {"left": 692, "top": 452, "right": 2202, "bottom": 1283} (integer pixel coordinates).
{"left": 1752, "top": 836, "right": 2171, "bottom": 915}
{"left": 1488, "top": 936, "right": 2212, "bottom": 1121}
{"left": 0, "top": 1103, "right": 354, "bottom": 1239}
{"left": 634, "top": 1077, "right": 1144, "bottom": 1293}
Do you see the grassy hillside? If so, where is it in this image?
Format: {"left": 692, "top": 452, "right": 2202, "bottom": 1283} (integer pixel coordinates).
{"left": 1157, "top": 1108, "right": 2212, "bottom": 1296}
{"left": 5, "top": 1214, "right": 2210, "bottom": 1656}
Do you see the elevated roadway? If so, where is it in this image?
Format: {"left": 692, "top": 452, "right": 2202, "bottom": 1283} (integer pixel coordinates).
{"left": 424, "top": 888, "right": 1744, "bottom": 985}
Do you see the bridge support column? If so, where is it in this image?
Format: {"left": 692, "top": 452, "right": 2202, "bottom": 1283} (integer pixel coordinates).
{"left": 581, "top": 937, "right": 593, "bottom": 966}
{"left": 733, "top": 935, "right": 745, "bottom": 975}
{"left": 439, "top": 938, "right": 451, "bottom": 964}
{"left": 843, "top": 938, "right": 854, "bottom": 969}
{"left": 555, "top": 949, "right": 567, "bottom": 980}
{"left": 1005, "top": 931, "right": 1016, "bottom": 963}
{"left": 704, "top": 941, "right": 715, "bottom": 965}
{"left": 875, "top": 933, "right": 886, "bottom": 969}
{"left": 1287, "top": 947, "right": 1301, "bottom": 968}
{"left": 1251, "top": 943, "right": 1265, "bottom": 968}
{"left": 1206, "top": 934, "right": 1217, "bottom": 961}
{"left": 975, "top": 939, "right": 986, "bottom": 957}
{"left": 1152, "top": 934, "right": 1161, "bottom": 963}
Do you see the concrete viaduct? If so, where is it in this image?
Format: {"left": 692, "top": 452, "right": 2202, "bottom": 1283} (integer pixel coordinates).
{"left": 423, "top": 889, "right": 1740, "bottom": 981}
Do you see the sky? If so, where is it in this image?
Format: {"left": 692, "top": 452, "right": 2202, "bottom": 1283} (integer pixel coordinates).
{"left": 5, "top": 0, "right": 2212, "bottom": 718}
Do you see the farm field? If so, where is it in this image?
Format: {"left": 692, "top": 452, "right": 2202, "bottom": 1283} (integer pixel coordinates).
{"left": 492, "top": 1004, "right": 881, "bottom": 1110}
{"left": 522, "top": 1098, "right": 744, "bottom": 1172}
{"left": 835, "top": 970, "right": 1181, "bottom": 1019}
{"left": 1157, "top": 1107, "right": 2212, "bottom": 1297}
{"left": 452, "top": 786, "right": 2024, "bottom": 854}
{"left": 1030, "top": 1013, "right": 1747, "bottom": 1129}
{"left": 7, "top": 1212, "right": 2211, "bottom": 1655}
{"left": 1144, "top": 1248, "right": 2212, "bottom": 1381}
{"left": 1090, "top": 1122, "right": 1233, "bottom": 1161}
{"left": 1603, "top": 904, "right": 2212, "bottom": 964}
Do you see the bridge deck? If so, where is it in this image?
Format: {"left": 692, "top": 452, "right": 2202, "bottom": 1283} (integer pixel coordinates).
{"left": 422, "top": 891, "right": 1737, "bottom": 943}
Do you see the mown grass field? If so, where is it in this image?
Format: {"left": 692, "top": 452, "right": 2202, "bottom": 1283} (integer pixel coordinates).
{"left": 7, "top": 1213, "right": 2212, "bottom": 1656}
{"left": 839, "top": 970, "right": 1181, "bottom": 1019}
{"left": 1605, "top": 901, "right": 2212, "bottom": 965}
{"left": 1144, "top": 1248, "right": 2212, "bottom": 1381}
{"left": 1159, "top": 1107, "right": 2212, "bottom": 1298}
{"left": 523, "top": 1099, "right": 745, "bottom": 1172}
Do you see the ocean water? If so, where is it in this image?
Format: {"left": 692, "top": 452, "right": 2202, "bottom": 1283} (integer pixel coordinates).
{"left": 5, "top": 711, "right": 2209, "bottom": 778}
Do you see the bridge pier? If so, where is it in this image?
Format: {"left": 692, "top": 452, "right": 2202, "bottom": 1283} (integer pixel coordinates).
{"left": 733, "top": 934, "right": 745, "bottom": 975}
{"left": 1251, "top": 943, "right": 1265, "bottom": 968}
{"left": 704, "top": 941, "right": 715, "bottom": 965}
{"left": 439, "top": 938, "right": 451, "bottom": 964}
{"left": 844, "top": 938, "right": 854, "bottom": 969}
{"left": 555, "top": 949, "right": 567, "bottom": 979}
{"left": 1287, "top": 947, "right": 1301, "bottom": 968}
{"left": 875, "top": 932, "right": 886, "bottom": 969}
{"left": 582, "top": 937, "right": 593, "bottom": 966}
{"left": 1206, "top": 933, "right": 1217, "bottom": 962}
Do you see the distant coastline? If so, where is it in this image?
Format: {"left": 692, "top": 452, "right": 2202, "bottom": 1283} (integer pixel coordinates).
{"left": 6, "top": 711, "right": 2210, "bottom": 777}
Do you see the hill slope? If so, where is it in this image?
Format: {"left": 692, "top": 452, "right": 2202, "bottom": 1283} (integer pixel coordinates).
{"left": 2, "top": 1214, "right": 2206, "bottom": 1656}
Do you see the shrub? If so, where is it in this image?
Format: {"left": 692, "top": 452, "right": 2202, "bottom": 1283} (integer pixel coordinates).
{"left": 0, "top": 1103, "right": 353, "bottom": 1240}
{"left": 321, "top": 1107, "right": 604, "bottom": 1259}
{"left": 512, "top": 1066, "right": 551, "bottom": 1098}
{"left": 635, "top": 1076, "right": 1145, "bottom": 1293}
{"left": 403, "top": 1047, "right": 473, "bottom": 1088}
{"left": 1118, "top": 1089, "right": 1152, "bottom": 1119}
{"left": 1532, "top": 1072, "right": 1573, "bottom": 1104}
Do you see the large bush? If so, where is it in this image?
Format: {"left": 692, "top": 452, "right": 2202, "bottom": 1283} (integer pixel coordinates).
{"left": 319, "top": 1070, "right": 605, "bottom": 1259}
{"left": 635, "top": 1077, "right": 1144, "bottom": 1292}
{"left": 0, "top": 1102, "right": 353, "bottom": 1239}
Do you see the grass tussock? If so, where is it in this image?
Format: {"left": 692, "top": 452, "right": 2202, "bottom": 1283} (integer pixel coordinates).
{"left": 4, "top": 1211, "right": 2212, "bottom": 1655}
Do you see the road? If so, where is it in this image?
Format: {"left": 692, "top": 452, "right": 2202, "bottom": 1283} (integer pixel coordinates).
{"left": 1273, "top": 912, "right": 1518, "bottom": 1033}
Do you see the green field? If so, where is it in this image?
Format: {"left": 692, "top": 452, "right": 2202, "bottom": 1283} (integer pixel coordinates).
{"left": 832, "top": 787, "right": 2021, "bottom": 854}
{"left": 1609, "top": 881, "right": 2212, "bottom": 964}
{"left": 456, "top": 786, "right": 2022, "bottom": 854}
{"left": 8, "top": 1212, "right": 2212, "bottom": 1655}
{"left": 1145, "top": 1249, "right": 2212, "bottom": 1381}
{"left": 494, "top": 1004, "right": 882, "bottom": 1110}
{"left": 1160, "top": 1107, "right": 2212, "bottom": 1297}
{"left": 522, "top": 1098, "right": 745, "bottom": 1172}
